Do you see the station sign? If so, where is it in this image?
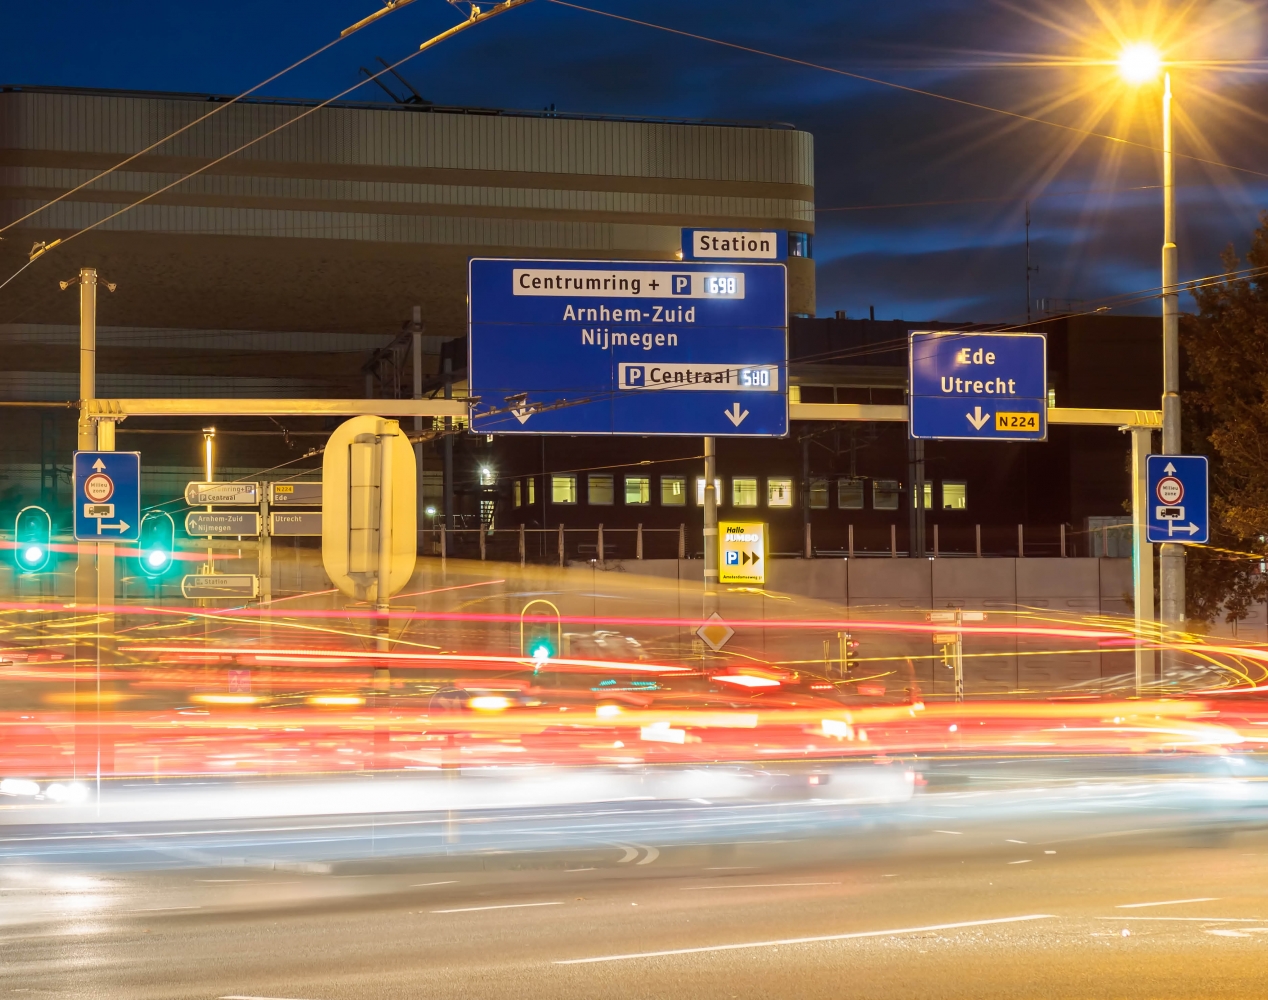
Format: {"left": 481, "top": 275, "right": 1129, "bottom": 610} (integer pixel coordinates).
{"left": 185, "top": 482, "right": 259, "bottom": 506}
{"left": 468, "top": 259, "right": 788, "bottom": 437}
{"left": 73, "top": 451, "right": 141, "bottom": 542}
{"left": 1146, "top": 455, "right": 1209, "bottom": 544}
{"left": 270, "top": 511, "right": 322, "bottom": 536}
{"left": 181, "top": 574, "right": 259, "bottom": 600}
{"left": 185, "top": 511, "right": 260, "bottom": 537}
{"left": 909, "top": 331, "right": 1047, "bottom": 441}
{"left": 718, "top": 521, "right": 766, "bottom": 585}
{"left": 270, "top": 482, "right": 322, "bottom": 506}
{"left": 681, "top": 229, "right": 787, "bottom": 261}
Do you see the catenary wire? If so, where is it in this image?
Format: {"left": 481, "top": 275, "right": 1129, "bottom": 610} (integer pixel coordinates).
{"left": 545, "top": 0, "right": 1268, "bottom": 183}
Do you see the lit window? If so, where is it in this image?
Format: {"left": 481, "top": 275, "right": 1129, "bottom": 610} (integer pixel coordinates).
{"left": 625, "top": 475, "right": 651, "bottom": 505}
{"left": 1048, "top": 387, "right": 1056, "bottom": 408}
{"left": 808, "top": 479, "right": 828, "bottom": 509}
{"left": 551, "top": 474, "right": 576, "bottom": 504}
{"left": 662, "top": 476, "right": 686, "bottom": 506}
{"left": 838, "top": 478, "right": 864, "bottom": 509}
{"left": 513, "top": 481, "right": 522, "bottom": 507}
{"left": 695, "top": 477, "right": 722, "bottom": 505}
{"left": 588, "top": 474, "right": 614, "bottom": 505}
{"left": 942, "top": 481, "right": 968, "bottom": 510}
{"left": 788, "top": 232, "right": 812, "bottom": 258}
{"left": 768, "top": 478, "right": 794, "bottom": 507}
{"left": 914, "top": 482, "right": 932, "bottom": 510}
{"left": 873, "top": 479, "right": 901, "bottom": 510}
{"left": 479, "top": 466, "right": 496, "bottom": 487}
{"left": 527, "top": 477, "right": 536, "bottom": 505}
{"left": 732, "top": 477, "right": 759, "bottom": 507}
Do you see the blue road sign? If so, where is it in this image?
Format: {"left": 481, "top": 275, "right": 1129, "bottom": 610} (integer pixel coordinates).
{"left": 1146, "top": 455, "right": 1209, "bottom": 544}
{"left": 468, "top": 259, "right": 788, "bottom": 436}
{"left": 681, "top": 229, "right": 787, "bottom": 261}
{"left": 909, "top": 331, "right": 1047, "bottom": 441}
{"left": 74, "top": 451, "right": 141, "bottom": 542}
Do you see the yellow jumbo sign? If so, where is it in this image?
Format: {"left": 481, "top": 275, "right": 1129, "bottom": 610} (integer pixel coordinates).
{"left": 719, "top": 521, "right": 766, "bottom": 585}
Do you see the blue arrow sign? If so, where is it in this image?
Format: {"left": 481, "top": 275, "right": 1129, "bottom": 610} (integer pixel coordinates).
{"left": 1146, "top": 454, "right": 1209, "bottom": 544}
{"left": 74, "top": 451, "right": 141, "bottom": 542}
{"left": 468, "top": 259, "right": 788, "bottom": 436}
{"left": 909, "top": 331, "right": 1047, "bottom": 441}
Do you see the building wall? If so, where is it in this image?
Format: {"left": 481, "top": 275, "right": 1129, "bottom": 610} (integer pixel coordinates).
{"left": 0, "top": 86, "right": 816, "bottom": 342}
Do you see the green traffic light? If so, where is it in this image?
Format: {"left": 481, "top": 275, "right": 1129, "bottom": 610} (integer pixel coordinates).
{"left": 14, "top": 505, "right": 52, "bottom": 573}
{"left": 138, "top": 511, "right": 176, "bottom": 579}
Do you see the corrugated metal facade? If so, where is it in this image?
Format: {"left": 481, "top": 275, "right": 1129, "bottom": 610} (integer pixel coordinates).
{"left": 1, "top": 90, "right": 814, "bottom": 183}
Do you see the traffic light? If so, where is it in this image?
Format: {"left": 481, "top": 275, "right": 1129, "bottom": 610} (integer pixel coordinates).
{"left": 524, "top": 625, "right": 557, "bottom": 665}
{"left": 14, "top": 505, "right": 52, "bottom": 573}
{"left": 137, "top": 511, "right": 176, "bottom": 578}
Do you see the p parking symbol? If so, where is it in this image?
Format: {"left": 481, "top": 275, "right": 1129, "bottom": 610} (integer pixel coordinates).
{"left": 672, "top": 275, "right": 690, "bottom": 295}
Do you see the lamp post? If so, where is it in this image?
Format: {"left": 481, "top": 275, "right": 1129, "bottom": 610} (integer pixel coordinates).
{"left": 1119, "top": 44, "right": 1184, "bottom": 677}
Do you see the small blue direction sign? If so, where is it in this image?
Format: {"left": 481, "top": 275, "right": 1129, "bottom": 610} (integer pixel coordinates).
{"left": 1146, "top": 455, "right": 1209, "bottom": 544}
{"left": 73, "top": 451, "right": 141, "bottom": 542}
{"left": 468, "top": 259, "right": 787, "bottom": 436}
{"left": 909, "top": 331, "right": 1047, "bottom": 441}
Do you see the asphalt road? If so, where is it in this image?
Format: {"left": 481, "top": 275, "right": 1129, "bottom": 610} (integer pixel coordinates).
{"left": 3, "top": 798, "right": 1268, "bottom": 999}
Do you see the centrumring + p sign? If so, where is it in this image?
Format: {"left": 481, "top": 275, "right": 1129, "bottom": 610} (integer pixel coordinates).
{"left": 468, "top": 259, "right": 788, "bottom": 437}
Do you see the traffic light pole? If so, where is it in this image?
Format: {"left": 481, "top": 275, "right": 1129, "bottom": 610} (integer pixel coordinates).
{"left": 1129, "top": 425, "right": 1156, "bottom": 693}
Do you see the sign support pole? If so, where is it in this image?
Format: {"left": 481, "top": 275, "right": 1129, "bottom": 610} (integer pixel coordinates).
{"left": 1129, "top": 426, "right": 1156, "bottom": 693}
{"left": 703, "top": 437, "right": 718, "bottom": 621}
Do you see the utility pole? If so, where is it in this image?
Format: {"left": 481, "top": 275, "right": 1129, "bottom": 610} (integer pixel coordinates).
{"left": 703, "top": 436, "right": 718, "bottom": 619}
{"left": 411, "top": 306, "right": 424, "bottom": 547}
{"left": 1158, "top": 71, "right": 1185, "bottom": 676}
{"left": 1025, "top": 201, "right": 1039, "bottom": 324}
{"left": 64, "top": 266, "right": 116, "bottom": 811}
{"left": 442, "top": 355, "right": 454, "bottom": 545}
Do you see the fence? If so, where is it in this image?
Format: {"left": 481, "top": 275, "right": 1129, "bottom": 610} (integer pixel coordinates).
{"left": 424, "top": 524, "right": 687, "bottom": 565}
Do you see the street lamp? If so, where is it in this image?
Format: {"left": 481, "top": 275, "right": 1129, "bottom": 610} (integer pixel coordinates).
{"left": 1117, "top": 44, "right": 1184, "bottom": 664}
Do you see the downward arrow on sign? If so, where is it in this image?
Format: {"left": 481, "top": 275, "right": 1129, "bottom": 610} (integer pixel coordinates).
{"left": 966, "top": 406, "right": 991, "bottom": 430}
{"left": 724, "top": 403, "right": 749, "bottom": 427}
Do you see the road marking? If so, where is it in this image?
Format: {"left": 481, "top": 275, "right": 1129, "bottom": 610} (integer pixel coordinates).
{"left": 1005, "top": 839, "right": 1027, "bottom": 844}
{"left": 933, "top": 830, "right": 963, "bottom": 835}
{"left": 432, "top": 901, "right": 564, "bottom": 914}
{"left": 1116, "top": 897, "right": 1220, "bottom": 909}
{"left": 682, "top": 882, "right": 841, "bottom": 891}
{"left": 221, "top": 996, "right": 325, "bottom": 999}
{"left": 635, "top": 845, "right": 660, "bottom": 866}
{"left": 130, "top": 905, "right": 201, "bottom": 911}
{"left": 705, "top": 867, "right": 755, "bottom": 870}
{"left": 554, "top": 914, "right": 1057, "bottom": 964}
{"left": 1007, "top": 860, "right": 1032, "bottom": 865}
{"left": 410, "top": 881, "right": 459, "bottom": 887}
{"left": 1099, "top": 916, "right": 1263, "bottom": 922}
{"left": 610, "top": 843, "right": 639, "bottom": 863}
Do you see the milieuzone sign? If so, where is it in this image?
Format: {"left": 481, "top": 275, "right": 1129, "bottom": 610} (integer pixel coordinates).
{"left": 468, "top": 259, "right": 788, "bottom": 436}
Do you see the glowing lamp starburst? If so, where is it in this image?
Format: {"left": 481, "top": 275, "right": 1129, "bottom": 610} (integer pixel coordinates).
{"left": 1118, "top": 43, "right": 1162, "bottom": 84}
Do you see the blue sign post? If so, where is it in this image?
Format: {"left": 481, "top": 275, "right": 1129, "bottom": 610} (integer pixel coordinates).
{"left": 909, "top": 331, "right": 1047, "bottom": 441}
{"left": 73, "top": 451, "right": 141, "bottom": 542}
{"left": 1146, "top": 455, "right": 1209, "bottom": 544}
{"left": 468, "top": 259, "right": 787, "bottom": 436}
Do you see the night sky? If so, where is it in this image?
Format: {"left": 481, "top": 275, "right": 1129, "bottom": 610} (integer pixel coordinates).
{"left": 5, "top": 0, "right": 1267, "bottom": 323}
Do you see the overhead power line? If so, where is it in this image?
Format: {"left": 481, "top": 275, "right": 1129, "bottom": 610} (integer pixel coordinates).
{"left": 545, "top": 0, "right": 1268, "bottom": 184}
{"left": 0, "top": 1, "right": 423, "bottom": 241}
{"left": 0, "top": 0, "right": 534, "bottom": 297}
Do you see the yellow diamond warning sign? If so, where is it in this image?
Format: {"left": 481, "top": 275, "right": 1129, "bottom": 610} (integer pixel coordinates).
{"left": 719, "top": 521, "right": 765, "bottom": 585}
{"left": 696, "top": 611, "right": 735, "bottom": 652}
